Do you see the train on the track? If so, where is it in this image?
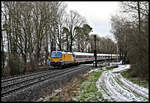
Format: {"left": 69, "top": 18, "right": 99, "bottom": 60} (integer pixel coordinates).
{"left": 49, "top": 51, "right": 118, "bottom": 67}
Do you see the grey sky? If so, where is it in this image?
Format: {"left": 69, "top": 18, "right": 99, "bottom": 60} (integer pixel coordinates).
{"left": 65, "top": 1, "right": 120, "bottom": 41}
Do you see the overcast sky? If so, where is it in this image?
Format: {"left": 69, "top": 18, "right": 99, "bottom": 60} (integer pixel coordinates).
{"left": 65, "top": 1, "right": 120, "bottom": 41}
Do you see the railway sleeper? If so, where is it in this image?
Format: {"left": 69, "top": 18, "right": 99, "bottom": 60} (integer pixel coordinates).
{"left": 1, "top": 66, "right": 90, "bottom": 102}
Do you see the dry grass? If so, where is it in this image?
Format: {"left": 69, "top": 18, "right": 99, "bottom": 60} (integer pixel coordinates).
{"left": 48, "top": 73, "right": 89, "bottom": 102}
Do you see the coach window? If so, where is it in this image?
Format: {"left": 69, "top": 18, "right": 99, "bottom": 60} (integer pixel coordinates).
{"left": 73, "top": 54, "right": 75, "bottom": 58}
{"left": 79, "top": 55, "right": 81, "bottom": 58}
{"left": 80, "top": 55, "right": 82, "bottom": 58}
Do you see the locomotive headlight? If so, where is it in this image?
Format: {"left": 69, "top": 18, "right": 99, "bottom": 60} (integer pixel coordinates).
{"left": 60, "top": 59, "right": 63, "bottom": 62}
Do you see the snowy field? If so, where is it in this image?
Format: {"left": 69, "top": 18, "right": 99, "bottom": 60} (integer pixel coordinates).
{"left": 96, "top": 65, "right": 149, "bottom": 102}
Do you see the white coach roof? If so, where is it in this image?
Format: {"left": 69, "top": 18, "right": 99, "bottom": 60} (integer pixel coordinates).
{"left": 61, "top": 51, "right": 118, "bottom": 57}
{"left": 73, "top": 52, "right": 94, "bottom": 56}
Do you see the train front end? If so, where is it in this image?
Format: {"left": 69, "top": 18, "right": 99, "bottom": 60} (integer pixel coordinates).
{"left": 50, "top": 51, "right": 63, "bottom": 67}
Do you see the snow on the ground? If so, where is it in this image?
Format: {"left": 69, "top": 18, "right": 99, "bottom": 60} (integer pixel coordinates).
{"left": 88, "top": 68, "right": 102, "bottom": 73}
{"left": 88, "top": 66, "right": 107, "bottom": 73}
{"left": 110, "top": 61, "right": 123, "bottom": 66}
{"left": 96, "top": 64, "right": 149, "bottom": 102}
{"left": 111, "top": 65, "right": 130, "bottom": 73}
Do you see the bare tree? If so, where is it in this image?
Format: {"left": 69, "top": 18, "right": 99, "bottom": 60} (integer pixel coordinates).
{"left": 111, "top": 1, "right": 149, "bottom": 79}
{"left": 74, "top": 24, "right": 92, "bottom": 52}
{"left": 89, "top": 35, "right": 116, "bottom": 54}
{"left": 63, "top": 10, "right": 86, "bottom": 52}
{"left": 2, "top": 1, "right": 67, "bottom": 75}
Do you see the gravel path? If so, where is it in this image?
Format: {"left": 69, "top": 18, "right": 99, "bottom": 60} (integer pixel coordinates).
{"left": 96, "top": 65, "right": 149, "bottom": 102}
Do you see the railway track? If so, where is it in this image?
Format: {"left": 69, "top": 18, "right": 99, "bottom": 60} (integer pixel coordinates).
{"left": 2, "top": 69, "right": 52, "bottom": 82}
{"left": 1, "top": 69, "right": 55, "bottom": 86}
{"left": 1, "top": 69, "right": 61, "bottom": 97}
{"left": 1, "top": 64, "right": 91, "bottom": 101}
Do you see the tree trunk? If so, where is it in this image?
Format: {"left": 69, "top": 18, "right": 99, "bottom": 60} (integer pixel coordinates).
{"left": 45, "top": 33, "right": 48, "bottom": 65}
{"left": 70, "top": 32, "right": 73, "bottom": 52}
{"left": 1, "top": 33, "right": 5, "bottom": 70}
{"left": 23, "top": 54, "right": 27, "bottom": 74}
{"left": 67, "top": 35, "right": 69, "bottom": 51}
{"left": 137, "top": 1, "right": 141, "bottom": 33}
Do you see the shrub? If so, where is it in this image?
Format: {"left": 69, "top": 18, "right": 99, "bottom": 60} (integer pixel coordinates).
{"left": 8, "top": 54, "right": 24, "bottom": 76}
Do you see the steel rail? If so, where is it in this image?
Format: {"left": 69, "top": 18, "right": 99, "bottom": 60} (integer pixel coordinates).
{"left": 1, "top": 64, "right": 88, "bottom": 97}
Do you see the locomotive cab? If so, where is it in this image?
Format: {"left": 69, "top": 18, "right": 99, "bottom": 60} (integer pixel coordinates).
{"left": 50, "top": 51, "right": 63, "bottom": 67}
{"left": 50, "top": 51, "right": 74, "bottom": 67}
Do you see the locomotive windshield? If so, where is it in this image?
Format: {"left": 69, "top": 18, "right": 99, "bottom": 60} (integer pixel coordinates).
{"left": 51, "top": 51, "right": 62, "bottom": 58}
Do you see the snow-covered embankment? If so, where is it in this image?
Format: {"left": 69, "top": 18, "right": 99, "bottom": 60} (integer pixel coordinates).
{"left": 96, "top": 65, "right": 149, "bottom": 102}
